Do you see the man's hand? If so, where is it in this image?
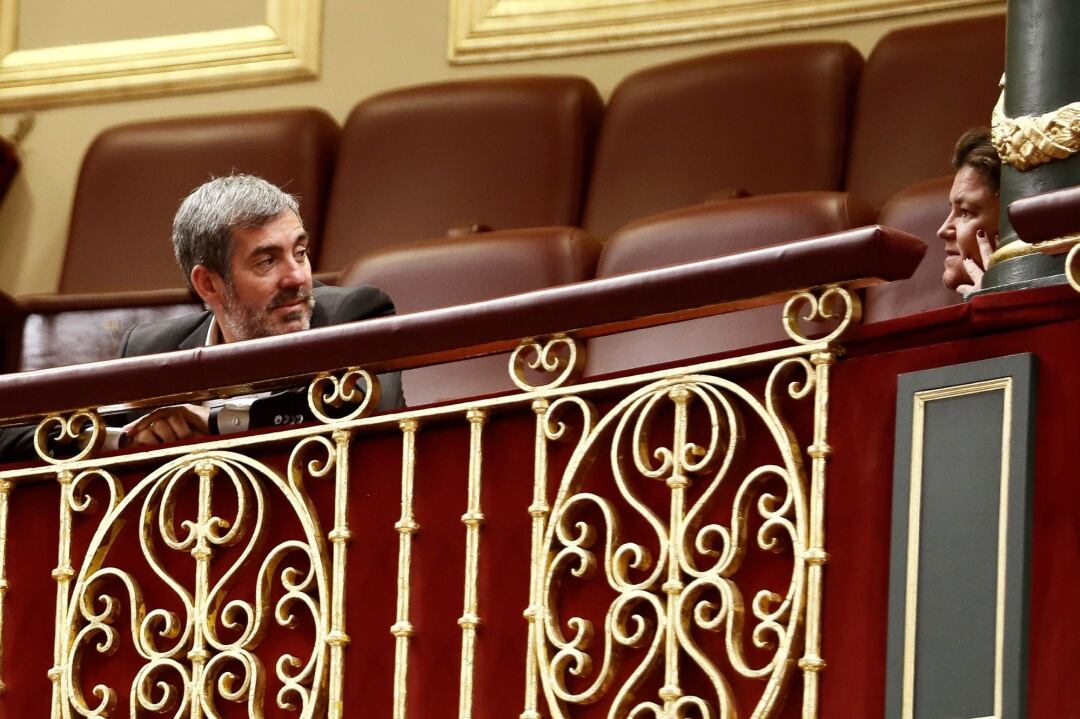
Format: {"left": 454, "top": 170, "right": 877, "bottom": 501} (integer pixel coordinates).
{"left": 958, "top": 229, "right": 997, "bottom": 295}
{"left": 122, "top": 404, "right": 210, "bottom": 448}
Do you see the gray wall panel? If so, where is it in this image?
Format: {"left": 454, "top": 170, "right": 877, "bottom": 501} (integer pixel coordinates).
{"left": 886, "top": 353, "right": 1036, "bottom": 719}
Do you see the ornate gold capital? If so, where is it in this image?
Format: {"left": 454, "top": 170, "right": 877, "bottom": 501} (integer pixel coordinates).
{"left": 992, "top": 82, "right": 1080, "bottom": 171}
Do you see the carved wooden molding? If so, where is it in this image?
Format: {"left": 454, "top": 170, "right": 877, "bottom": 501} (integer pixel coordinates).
{"left": 0, "top": 0, "right": 322, "bottom": 110}
{"left": 448, "top": 0, "right": 1003, "bottom": 64}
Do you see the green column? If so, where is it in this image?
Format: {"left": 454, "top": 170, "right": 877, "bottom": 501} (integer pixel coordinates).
{"left": 984, "top": 0, "right": 1080, "bottom": 289}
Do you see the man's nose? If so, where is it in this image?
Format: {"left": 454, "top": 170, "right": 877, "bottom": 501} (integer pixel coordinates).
{"left": 279, "top": 255, "right": 308, "bottom": 288}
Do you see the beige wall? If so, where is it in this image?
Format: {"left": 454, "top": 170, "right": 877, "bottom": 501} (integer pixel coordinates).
{"left": 19, "top": 0, "right": 264, "bottom": 50}
{"left": 0, "top": 0, "right": 1001, "bottom": 296}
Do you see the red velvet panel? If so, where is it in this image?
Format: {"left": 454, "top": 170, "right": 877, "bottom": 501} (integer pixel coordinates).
{"left": 826, "top": 314, "right": 1080, "bottom": 717}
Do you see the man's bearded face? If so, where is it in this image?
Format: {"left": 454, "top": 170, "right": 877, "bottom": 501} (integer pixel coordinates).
{"left": 215, "top": 210, "right": 316, "bottom": 342}
{"left": 221, "top": 284, "right": 315, "bottom": 341}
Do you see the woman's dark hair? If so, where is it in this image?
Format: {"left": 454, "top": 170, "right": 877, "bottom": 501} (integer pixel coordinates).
{"left": 952, "top": 127, "right": 1001, "bottom": 194}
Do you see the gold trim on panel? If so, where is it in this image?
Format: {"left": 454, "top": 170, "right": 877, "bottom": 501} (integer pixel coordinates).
{"left": 448, "top": 0, "right": 1002, "bottom": 64}
{"left": 0, "top": 0, "right": 323, "bottom": 109}
{"left": 988, "top": 238, "right": 1036, "bottom": 267}
{"left": 903, "top": 378, "right": 1013, "bottom": 719}
{"left": 994, "top": 386, "right": 1013, "bottom": 719}
{"left": 988, "top": 232, "right": 1080, "bottom": 283}
{"left": 0, "top": 479, "right": 11, "bottom": 696}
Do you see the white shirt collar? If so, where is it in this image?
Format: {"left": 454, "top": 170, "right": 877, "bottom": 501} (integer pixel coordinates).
{"left": 205, "top": 316, "right": 223, "bottom": 346}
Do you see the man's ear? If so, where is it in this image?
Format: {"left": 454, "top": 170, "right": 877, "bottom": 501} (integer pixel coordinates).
{"left": 190, "top": 265, "right": 226, "bottom": 307}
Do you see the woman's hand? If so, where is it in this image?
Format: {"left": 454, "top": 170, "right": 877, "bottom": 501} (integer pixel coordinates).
{"left": 958, "top": 229, "right": 997, "bottom": 295}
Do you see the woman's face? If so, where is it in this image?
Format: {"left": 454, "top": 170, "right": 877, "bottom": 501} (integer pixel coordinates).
{"left": 937, "top": 165, "right": 999, "bottom": 292}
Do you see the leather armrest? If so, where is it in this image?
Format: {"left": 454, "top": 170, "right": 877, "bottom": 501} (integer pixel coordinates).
{"left": 1008, "top": 185, "right": 1080, "bottom": 245}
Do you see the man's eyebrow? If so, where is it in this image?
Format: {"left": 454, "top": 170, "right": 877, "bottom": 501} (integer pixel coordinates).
{"left": 250, "top": 243, "right": 280, "bottom": 256}
{"left": 249, "top": 232, "right": 308, "bottom": 258}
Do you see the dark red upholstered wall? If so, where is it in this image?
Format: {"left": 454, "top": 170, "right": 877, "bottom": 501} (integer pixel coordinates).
{"left": 825, "top": 286, "right": 1080, "bottom": 718}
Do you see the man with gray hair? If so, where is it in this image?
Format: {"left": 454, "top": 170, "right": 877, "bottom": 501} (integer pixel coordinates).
{"left": 116, "top": 173, "right": 401, "bottom": 448}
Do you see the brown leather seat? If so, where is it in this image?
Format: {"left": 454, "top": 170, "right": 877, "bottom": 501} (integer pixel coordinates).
{"left": 864, "top": 176, "right": 960, "bottom": 323}
{"left": 318, "top": 77, "right": 603, "bottom": 273}
{"left": 0, "top": 291, "right": 19, "bottom": 373}
{"left": 60, "top": 108, "right": 339, "bottom": 293}
{"left": 6, "top": 290, "right": 201, "bottom": 372}
{"left": 339, "top": 227, "right": 601, "bottom": 405}
{"left": 585, "top": 192, "right": 876, "bottom": 377}
{"left": 582, "top": 43, "right": 863, "bottom": 237}
{"left": 845, "top": 14, "right": 1005, "bottom": 209}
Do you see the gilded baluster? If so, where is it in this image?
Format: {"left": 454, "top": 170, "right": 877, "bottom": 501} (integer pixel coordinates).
{"left": 392, "top": 419, "right": 421, "bottom": 719}
{"left": 798, "top": 350, "right": 836, "bottom": 717}
{"left": 459, "top": 408, "right": 488, "bottom": 719}
{"left": 189, "top": 459, "right": 216, "bottom": 718}
{"left": 660, "top": 386, "right": 692, "bottom": 716}
{"left": 327, "top": 428, "right": 354, "bottom": 719}
{"left": 521, "top": 398, "right": 550, "bottom": 719}
{"left": 0, "top": 479, "right": 10, "bottom": 697}
{"left": 49, "top": 470, "right": 75, "bottom": 719}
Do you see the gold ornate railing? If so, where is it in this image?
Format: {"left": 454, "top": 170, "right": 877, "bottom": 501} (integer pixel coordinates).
{"left": 0, "top": 285, "right": 863, "bottom": 718}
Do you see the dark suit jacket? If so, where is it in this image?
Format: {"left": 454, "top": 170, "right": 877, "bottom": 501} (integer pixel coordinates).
{"left": 119, "top": 283, "right": 404, "bottom": 420}
{"left": 120, "top": 284, "right": 392, "bottom": 355}
{"left": 0, "top": 285, "right": 403, "bottom": 463}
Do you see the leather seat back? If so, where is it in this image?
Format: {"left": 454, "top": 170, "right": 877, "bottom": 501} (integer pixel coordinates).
{"left": 586, "top": 192, "right": 876, "bottom": 377}
{"left": 7, "top": 290, "right": 201, "bottom": 372}
{"left": 845, "top": 14, "right": 1005, "bottom": 209}
{"left": 864, "top": 176, "right": 960, "bottom": 323}
{"left": 318, "top": 77, "right": 603, "bottom": 272}
{"left": 340, "top": 228, "right": 602, "bottom": 405}
{"left": 61, "top": 108, "right": 339, "bottom": 293}
{"left": 583, "top": 43, "right": 863, "bottom": 237}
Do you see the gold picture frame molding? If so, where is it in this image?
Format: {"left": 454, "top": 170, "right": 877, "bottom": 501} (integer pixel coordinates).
{"left": 448, "top": 0, "right": 1003, "bottom": 63}
{"left": 0, "top": 0, "right": 323, "bottom": 110}
{"left": 904, "top": 378, "right": 1013, "bottom": 719}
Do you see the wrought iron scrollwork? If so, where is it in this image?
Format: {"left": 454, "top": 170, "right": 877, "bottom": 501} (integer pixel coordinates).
{"left": 537, "top": 360, "right": 819, "bottom": 718}
{"left": 782, "top": 286, "right": 862, "bottom": 345}
{"left": 307, "top": 368, "right": 380, "bottom": 423}
{"left": 510, "top": 336, "right": 585, "bottom": 391}
{"left": 34, "top": 410, "right": 105, "bottom": 464}
{"left": 59, "top": 450, "right": 331, "bottom": 717}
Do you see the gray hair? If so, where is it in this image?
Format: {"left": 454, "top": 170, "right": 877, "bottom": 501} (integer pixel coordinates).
{"left": 172, "top": 174, "right": 300, "bottom": 287}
